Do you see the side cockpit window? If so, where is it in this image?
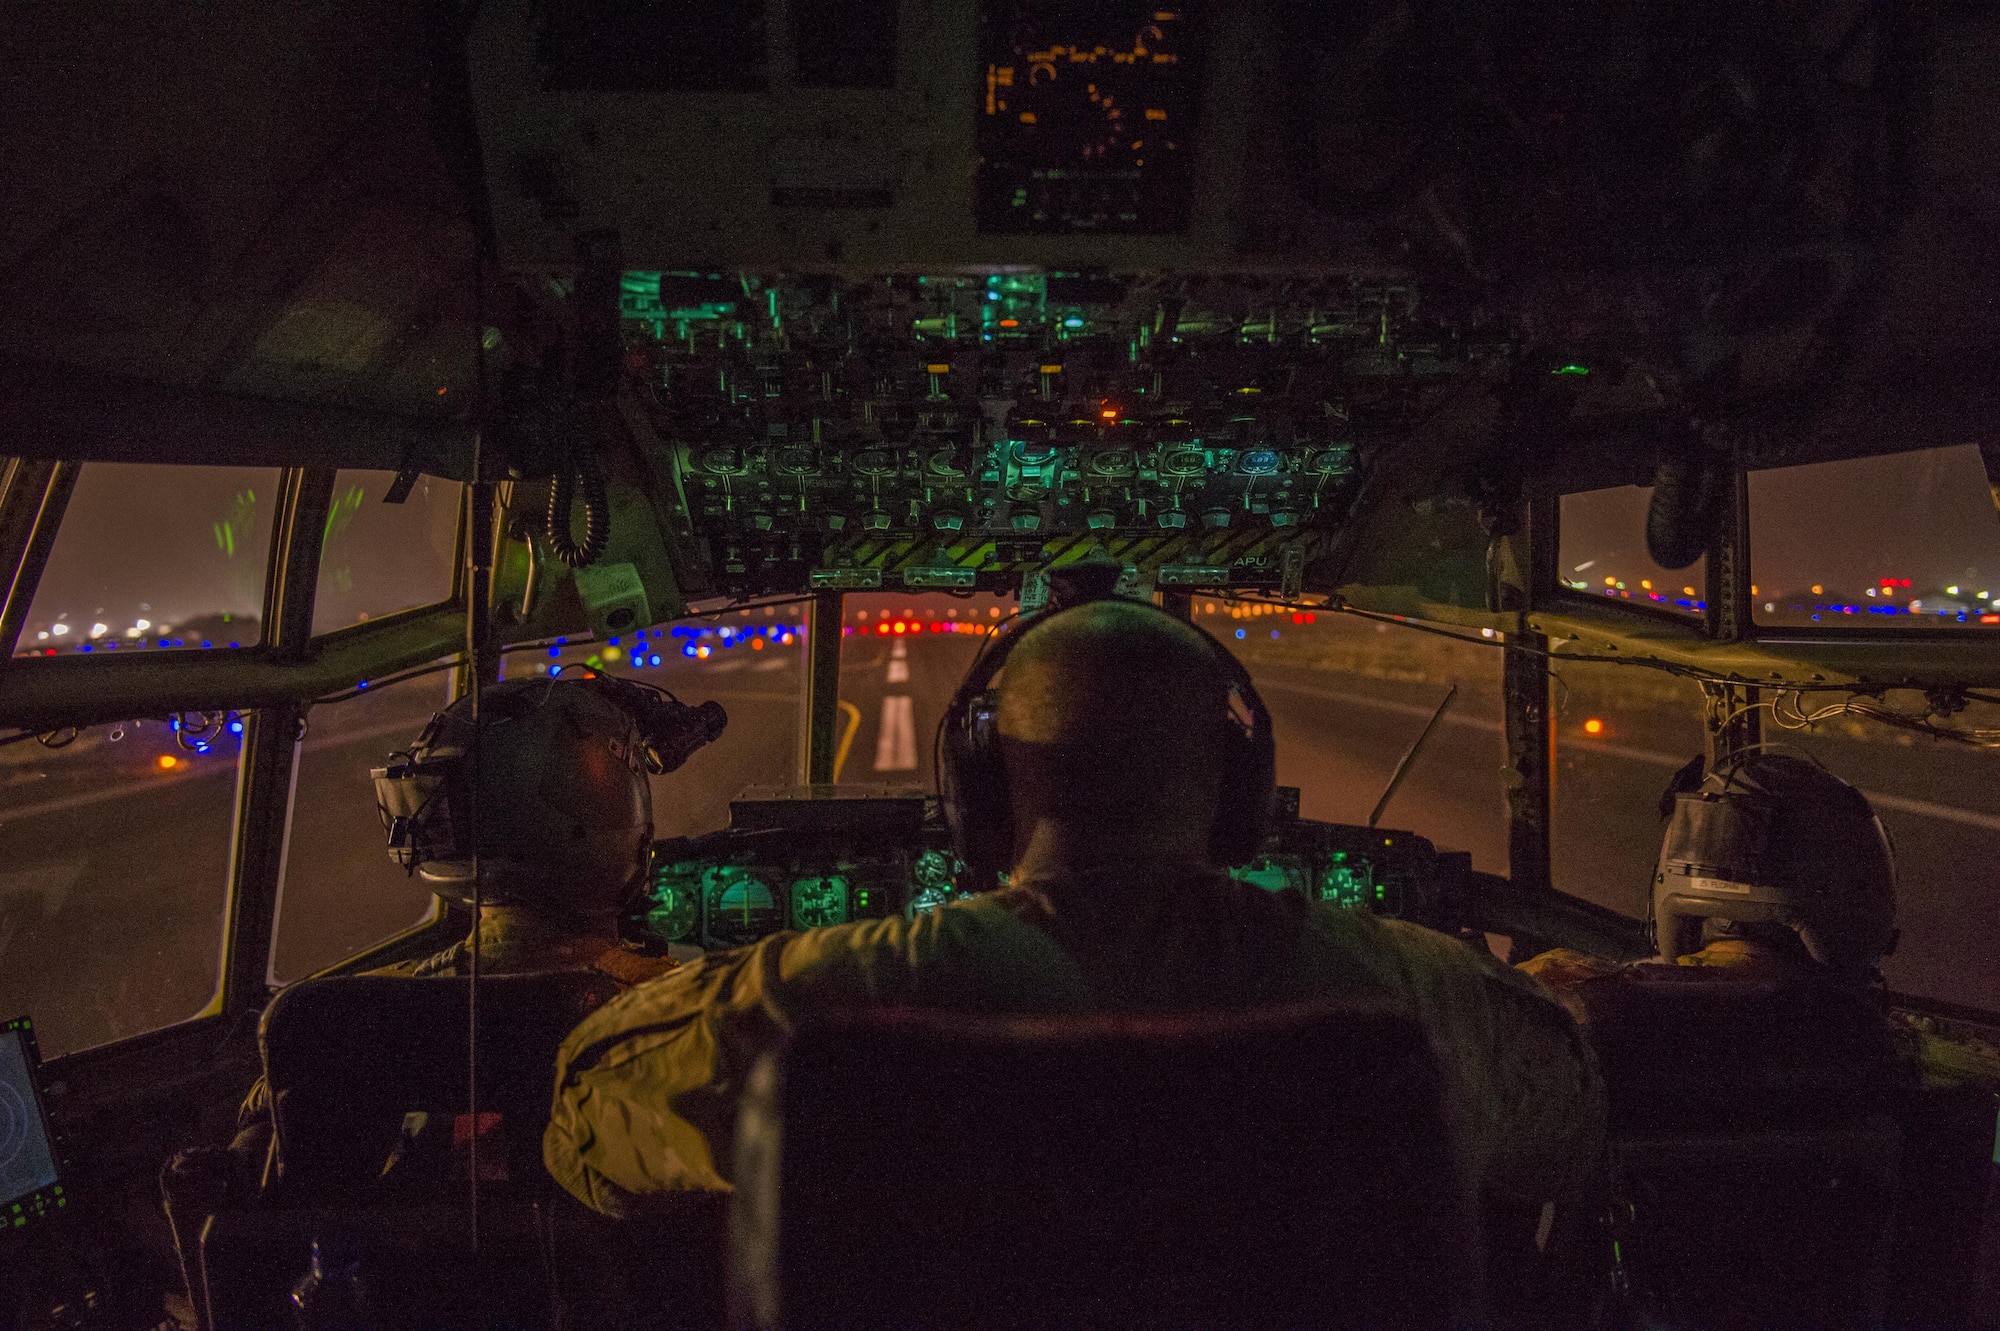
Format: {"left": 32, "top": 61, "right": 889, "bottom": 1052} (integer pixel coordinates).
{"left": 1750, "top": 445, "right": 2000, "bottom": 629}
{"left": 313, "top": 470, "right": 461, "bottom": 635}
{"left": 1558, "top": 484, "right": 1709, "bottom": 619}
{"left": 0, "top": 718, "right": 240, "bottom": 1056}
{"left": 18, "top": 463, "right": 280, "bottom": 655}
{"left": 269, "top": 670, "right": 449, "bottom": 984}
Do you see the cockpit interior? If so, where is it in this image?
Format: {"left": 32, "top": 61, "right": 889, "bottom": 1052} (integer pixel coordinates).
{"left": 5, "top": 1, "right": 2000, "bottom": 1326}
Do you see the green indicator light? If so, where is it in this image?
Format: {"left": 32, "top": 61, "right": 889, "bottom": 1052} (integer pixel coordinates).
{"left": 1552, "top": 363, "right": 1590, "bottom": 376}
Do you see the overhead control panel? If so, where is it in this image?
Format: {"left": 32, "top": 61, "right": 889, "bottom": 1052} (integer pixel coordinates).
{"left": 623, "top": 268, "right": 1507, "bottom": 598}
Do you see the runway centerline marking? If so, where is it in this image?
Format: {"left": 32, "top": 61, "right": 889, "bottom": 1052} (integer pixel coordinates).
{"left": 874, "top": 696, "right": 917, "bottom": 771}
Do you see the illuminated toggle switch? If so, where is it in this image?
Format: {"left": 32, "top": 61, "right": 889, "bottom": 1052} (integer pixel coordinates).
{"left": 1011, "top": 512, "right": 1042, "bottom": 532}
{"left": 1269, "top": 510, "right": 1300, "bottom": 527}
{"left": 1201, "top": 509, "right": 1232, "bottom": 529}
{"left": 933, "top": 511, "right": 964, "bottom": 532}
{"left": 1086, "top": 510, "right": 1118, "bottom": 530}
{"left": 750, "top": 513, "right": 774, "bottom": 531}
{"left": 862, "top": 510, "right": 892, "bottom": 531}
{"left": 1158, "top": 510, "right": 1189, "bottom": 529}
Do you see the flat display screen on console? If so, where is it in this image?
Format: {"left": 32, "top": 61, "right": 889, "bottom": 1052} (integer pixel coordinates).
{"left": 1, "top": 1019, "right": 59, "bottom": 1219}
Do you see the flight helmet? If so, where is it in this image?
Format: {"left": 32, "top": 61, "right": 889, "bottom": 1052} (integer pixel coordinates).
{"left": 1653, "top": 751, "right": 1897, "bottom": 978}
{"left": 373, "top": 673, "right": 725, "bottom": 918}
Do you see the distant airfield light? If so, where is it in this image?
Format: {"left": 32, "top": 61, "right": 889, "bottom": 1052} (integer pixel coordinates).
{"left": 89, "top": 623, "right": 107, "bottom": 638}
{"left": 1812, "top": 585, "right": 1824, "bottom": 595}
{"left": 134, "top": 618, "right": 151, "bottom": 631}
{"left": 1583, "top": 719, "right": 1605, "bottom": 736}
{"left": 1481, "top": 628, "right": 1496, "bottom": 639}
{"left": 50, "top": 623, "right": 69, "bottom": 637}
{"left": 1573, "top": 560, "right": 1596, "bottom": 573}
{"left": 1640, "top": 580, "right": 1652, "bottom": 591}
{"left": 1683, "top": 587, "right": 1696, "bottom": 597}
{"left": 157, "top": 755, "right": 180, "bottom": 771}
{"left": 35, "top": 631, "right": 46, "bottom": 641}
{"left": 1948, "top": 585, "right": 1961, "bottom": 596}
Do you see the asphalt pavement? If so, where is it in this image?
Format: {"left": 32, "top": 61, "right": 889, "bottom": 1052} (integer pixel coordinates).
{"left": 4, "top": 632, "right": 1997, "bottom": 1057}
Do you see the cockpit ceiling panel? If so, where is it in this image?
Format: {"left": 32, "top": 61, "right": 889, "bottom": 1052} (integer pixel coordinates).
{"left": 468, "top": 0, "right": 1929, "bottom": 281}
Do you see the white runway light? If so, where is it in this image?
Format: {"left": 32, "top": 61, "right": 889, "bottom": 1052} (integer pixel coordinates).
{"left": 887, "top": 637, "right": 910, "bottom": 683}
{"left": 875, "top": 695, "right": 917, "bottom": 771}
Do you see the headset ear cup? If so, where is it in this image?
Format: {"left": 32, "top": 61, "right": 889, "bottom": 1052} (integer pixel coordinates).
{"left": 1209, "top": 728, "right": 1277, "bottom": 866}
{"left": 940, "top": 692, "right": 1012, "bottom": 889}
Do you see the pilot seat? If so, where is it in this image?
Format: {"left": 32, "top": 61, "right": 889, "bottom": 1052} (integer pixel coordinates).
{"left": 727, "top": 1000, "right": 1483, "bottom": 1330}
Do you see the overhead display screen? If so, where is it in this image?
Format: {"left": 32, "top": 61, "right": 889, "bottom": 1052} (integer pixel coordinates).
{"left": 976, "top": 2, "right": 1207, "bottom": 234}
{"left": 1, "top": 1019, "right": 59, "bottom": 1222}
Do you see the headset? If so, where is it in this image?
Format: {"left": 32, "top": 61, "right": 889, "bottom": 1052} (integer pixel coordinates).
{"left": 937, "top": 579, "right": 1277, "bottom": 892}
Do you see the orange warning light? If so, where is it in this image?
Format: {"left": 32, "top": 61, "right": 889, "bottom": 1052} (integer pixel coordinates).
{"left": 1583, "top": 719, "right": 1604, "bottom": 736}
{"left": 157, "top": 754, "right": 180, "bottom": 771}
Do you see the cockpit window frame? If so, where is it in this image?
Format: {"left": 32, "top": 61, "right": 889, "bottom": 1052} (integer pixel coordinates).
{"left": 0, "top": 461, "right": 477, "bottom": 1067}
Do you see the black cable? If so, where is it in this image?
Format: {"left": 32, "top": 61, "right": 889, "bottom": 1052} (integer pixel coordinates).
{"left": 546, "top": 443, "right": 611, "bottom": 568}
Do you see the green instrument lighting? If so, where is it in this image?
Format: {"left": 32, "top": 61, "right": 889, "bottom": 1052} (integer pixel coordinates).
{"left": 1228, "top": 856, "right": 1306, "bottom": 894}
{"left": 790, "top": 874, "right": 851, "bottom": 930}
{"left": 1552, "top": 363, "right": 1590, "bottom": 376}
{"left": 1318, "top": 855, "right": 1376, "bottom": 910}
{"left": 703, "top": 865, "right": 780, "bottom": 944}
{"left": 647, "top": 860, "right": 703, "bottom": 942}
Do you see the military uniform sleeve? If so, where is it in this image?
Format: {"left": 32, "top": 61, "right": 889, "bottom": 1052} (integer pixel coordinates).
{"left": 1340, "top": 916, "right": 1607, "bottom": 1205}
{"left": 544, "top": 900, "right": 1085, "bottom": 1216}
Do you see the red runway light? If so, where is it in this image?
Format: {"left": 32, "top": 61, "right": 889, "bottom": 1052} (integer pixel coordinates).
{"left": 893, "top": 621, "right": 907, "bottom": 634}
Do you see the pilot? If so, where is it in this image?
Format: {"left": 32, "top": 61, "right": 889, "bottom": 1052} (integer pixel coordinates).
{"left": 361, "top": 671, "right": 701, "bottom": 986}
{"left": 164, "top": 673, "right": 716, "bottom": 1266}
{"left": 543, "top": 595, "right": 1603, "bottom": 1219}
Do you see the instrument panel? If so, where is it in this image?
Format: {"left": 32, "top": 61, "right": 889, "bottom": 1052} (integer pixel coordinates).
{"left": 629, "top": 786, "right": 1472, "bottom": 951}
{"left": 624, "top": 267, "right": 1506, "bottom": 600}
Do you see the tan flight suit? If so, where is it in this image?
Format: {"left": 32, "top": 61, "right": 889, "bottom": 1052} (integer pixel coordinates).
{"left": 544, "top": 871, "right": 1604, "bottom": 1216}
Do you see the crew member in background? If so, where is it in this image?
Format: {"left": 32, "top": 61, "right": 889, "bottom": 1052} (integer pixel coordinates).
{"left": 1520, "top": 750, "right": 1999, "bottom": 1090}
{"left": 544, "top": 596, "right": 1603, "bottom": 1220}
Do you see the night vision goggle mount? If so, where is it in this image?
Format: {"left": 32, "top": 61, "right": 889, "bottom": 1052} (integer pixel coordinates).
{"left": 373, "top": 671, "right": 727, "bottom": 871}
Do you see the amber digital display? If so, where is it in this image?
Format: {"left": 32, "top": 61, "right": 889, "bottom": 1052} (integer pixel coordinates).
{"left": 976, "top": 2, "right": 1206, "bottom": 233}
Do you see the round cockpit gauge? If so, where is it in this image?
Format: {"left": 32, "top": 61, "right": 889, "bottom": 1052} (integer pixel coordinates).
{"left": 1307, "top": 447, "right": 1356, "bottom": 475}
{"left": 908, "top": 850, "right": 964, "bottom": 918}
{"left": 773, "top": 446, "right": 819, "bottom": 476}
{"left": 851, "top": 448, "right": 898, "bottom": 476}
{"left": 1087, "top": 448, "right": 1136, "bottom": 477}
{"left": 928, "top": 449, "right": 967, "bottom": 477}
{"left": 1160, "top": 448, "right": 1207, "bottom": 476}
{"left": 645, "top": 860, "right": 703, "bottom": 942}
{"left": 700, "top": 447, "right": 748, "bottom": 475}
{"left": 912, "top": 849, "right": 960, "bottom": 891}
{"left": 789, "top": 874, "right": 851, "bottom": 930}
{"left": 703, "top": 865, "right": 781, "bottom": 946}
{"left": 1238, "top": 448, "right": 1283, "bottom": 475}
{"left": 1012, "top": 440, "right": 1058, "bottom": 465}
